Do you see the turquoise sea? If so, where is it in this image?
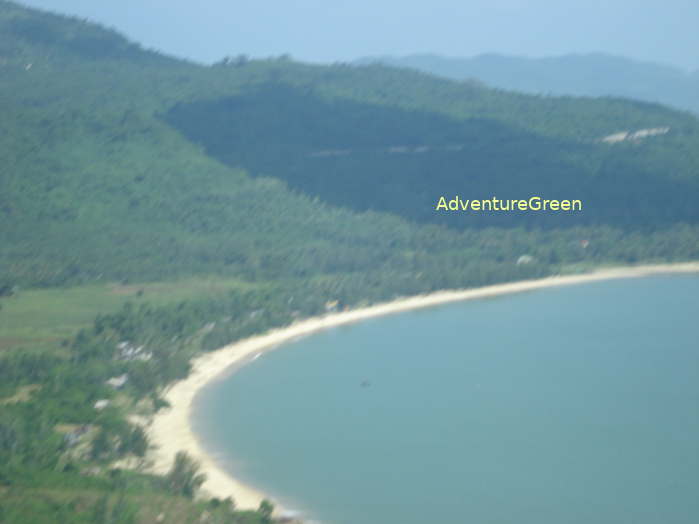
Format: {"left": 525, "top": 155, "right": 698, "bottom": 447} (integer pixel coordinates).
{"left": 196, "top": 275, "right": 699, "bottom": 524}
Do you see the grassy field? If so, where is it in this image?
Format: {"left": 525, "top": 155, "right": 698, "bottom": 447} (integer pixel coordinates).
{"left": 0, "top": 277, "right": 260, "bottom": 354}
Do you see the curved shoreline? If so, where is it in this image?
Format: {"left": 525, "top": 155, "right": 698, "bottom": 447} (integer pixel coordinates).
{"left": 146, "top": 262, "right": 699, "bottom": 513}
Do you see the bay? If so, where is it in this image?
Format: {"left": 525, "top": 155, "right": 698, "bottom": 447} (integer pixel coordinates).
{"left": 196, "top": 275, "right": 699, "bottom": 524}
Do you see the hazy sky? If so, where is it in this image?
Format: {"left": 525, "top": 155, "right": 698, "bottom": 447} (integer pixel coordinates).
{"left": 17, "top": 0, "right": 699, "bottom": 70}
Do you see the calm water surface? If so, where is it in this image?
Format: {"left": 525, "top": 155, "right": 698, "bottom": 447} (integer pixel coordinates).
{"left": 196, "top": 276, "right": 699, "bottom": 524}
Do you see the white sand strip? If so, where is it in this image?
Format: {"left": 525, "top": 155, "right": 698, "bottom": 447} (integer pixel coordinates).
{"left": 146, "top": 262, "right": 699, "bottom": 512}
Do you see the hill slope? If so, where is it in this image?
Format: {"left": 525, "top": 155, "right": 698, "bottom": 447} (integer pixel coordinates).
{"left": 165, "top": 82, "right": 699, "bottom": 230}
{"left": 1, "top": 0, "right": 698, "bottom": 290}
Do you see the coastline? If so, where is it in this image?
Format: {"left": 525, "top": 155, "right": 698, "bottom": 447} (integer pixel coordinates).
{"left": 145, "top": 262, "right": 699, "bottom": 513}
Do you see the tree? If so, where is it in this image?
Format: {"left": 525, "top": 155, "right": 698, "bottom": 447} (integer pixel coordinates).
{"left": 166, "top": 451, "right": 206, "bottom": 498}
{"left": 119, "top": 426, "right": 148, "bottom": 457}
{"left": 90, "top": 429, "right": 111, "bottom": 460}
{"left": 223, "top": 496, "right": 236, "bottom": 512}
{"left": 258, "top": 499, "right": 274, "bottom": 523}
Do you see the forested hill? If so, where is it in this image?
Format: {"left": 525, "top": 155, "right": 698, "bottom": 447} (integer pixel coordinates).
{"left": 1, "top": 3, "right": 699, "bottom": 523}
{"left": 357, "top": 53, "right": 699, "bottom": 115}
{"left": 165, "top": 83, "right": 699, "bottom": 231}
{"left": 1, "top": 0, "right": 699, "bottom": 290}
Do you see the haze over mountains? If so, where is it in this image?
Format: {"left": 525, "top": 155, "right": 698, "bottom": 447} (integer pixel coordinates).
{"left": 357, "top": 53, "right": 699, "bottom": 115}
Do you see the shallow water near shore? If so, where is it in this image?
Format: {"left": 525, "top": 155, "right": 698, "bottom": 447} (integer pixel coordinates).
{"left": 196, "top": 275, "right": 699, "bottom": 524}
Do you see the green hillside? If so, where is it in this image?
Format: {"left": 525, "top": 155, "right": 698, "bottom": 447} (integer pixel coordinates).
{"left": 2, "top": 0, "right": 698, "bottom": 288}
{"left": 1, "top": 2, "right": 561, "bottom": 288}
{"left": 165, "top": 83, "right": 699, "bottom": 230}
{"left": 1, "top": 2, "right": 699, "bottom": 523}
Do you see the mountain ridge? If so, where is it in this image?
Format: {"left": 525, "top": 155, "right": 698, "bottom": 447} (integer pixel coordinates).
{"left": 356, "top": 52, "right": 699, "bottom": 115}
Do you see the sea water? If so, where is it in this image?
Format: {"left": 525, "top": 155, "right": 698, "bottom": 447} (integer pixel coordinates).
{"left": 196, "top": 275, "right": 699, "bottom": 524}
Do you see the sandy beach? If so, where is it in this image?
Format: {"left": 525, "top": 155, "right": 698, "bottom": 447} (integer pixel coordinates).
{"left": 146, "top": 262, "right": 699, "bottom": 513}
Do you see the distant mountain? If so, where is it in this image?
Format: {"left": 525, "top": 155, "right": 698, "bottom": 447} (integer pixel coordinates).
{"left": 356, "top": 53, "right": 699, "bottom": 114}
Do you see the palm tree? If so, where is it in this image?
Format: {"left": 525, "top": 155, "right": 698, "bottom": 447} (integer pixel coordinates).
{"left": 166, "top": 451, "right": 206, "bottom": 498}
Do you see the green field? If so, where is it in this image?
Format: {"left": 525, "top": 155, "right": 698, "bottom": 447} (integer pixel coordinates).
{"left": 0, "top": 277, "right": 259, "bottom": 353}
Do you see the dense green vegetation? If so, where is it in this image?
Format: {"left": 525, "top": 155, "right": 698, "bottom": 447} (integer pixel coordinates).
{"left": 0, "top": 281, "right": 305, "bottom": 521}
{"left": 166, "top": 84, "right": 699, "bottom": 229}
{"left": 2, "top": 1, "right": 699, "bottom": 287}
{"left": 358, "top": 53, "right": 699, "bottom": 114}
{"left": 0, "top": 278, "right": 258, "bottom": 353}
{"left": 1, "top": 1, "right": 698, "bottom": 522}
